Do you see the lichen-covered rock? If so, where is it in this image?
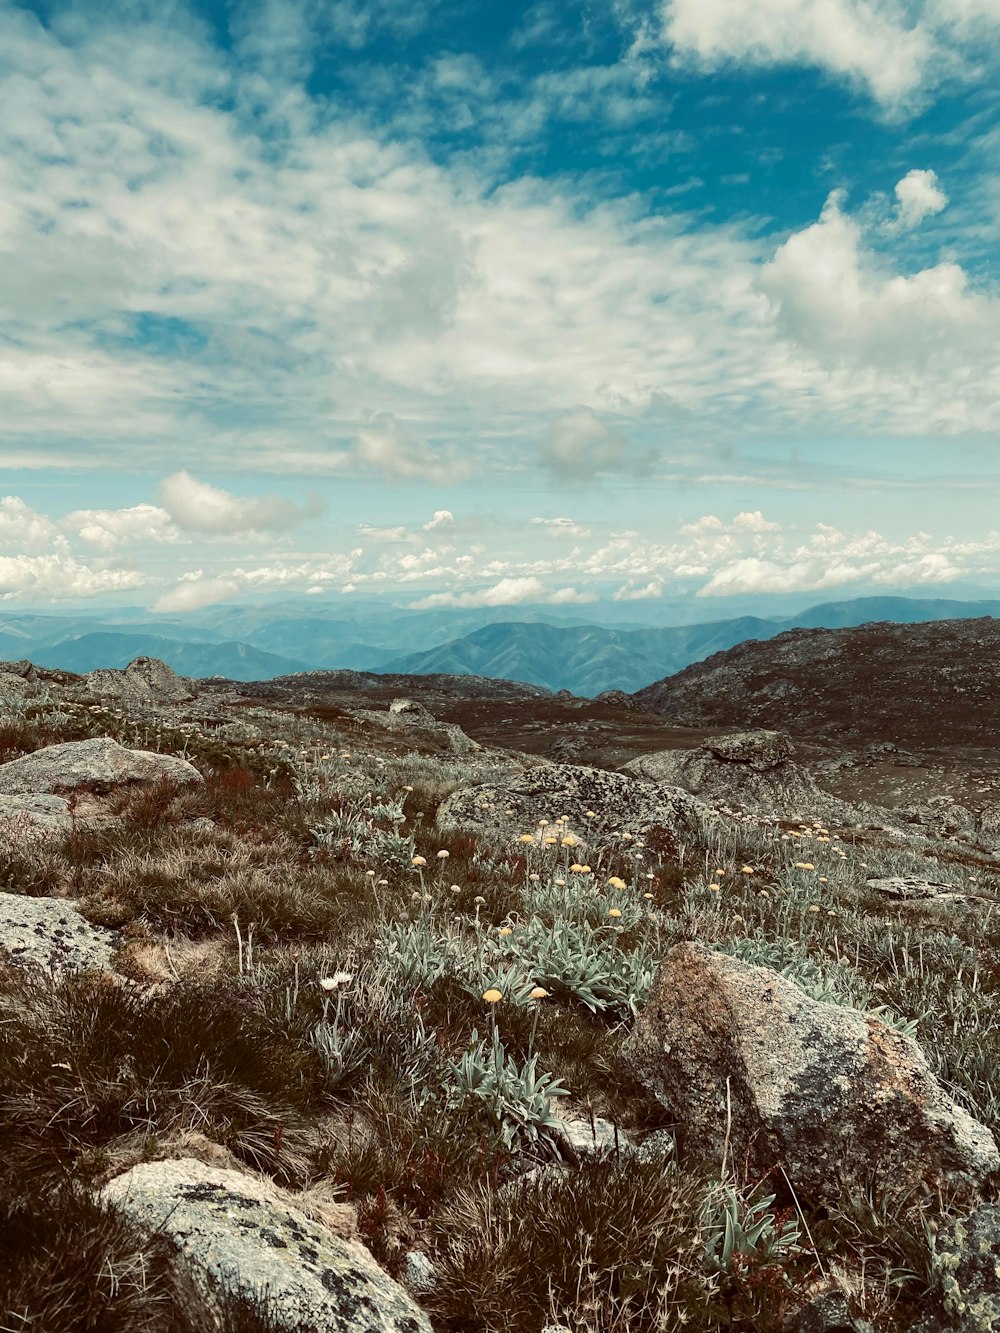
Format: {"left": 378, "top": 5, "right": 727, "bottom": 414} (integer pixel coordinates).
{"left": 624, "top": 942, "right": 998, "bottom": 1206}
{"left": 351, "top": 706, "right": 480, "bottom": 756}
{"left": 784, "top": 1286, "right": 875, "bottom": 1333}
{"left": 868, "top": 877, "right": 968, "bottom": 903}
{"left": 623, "top": 729, "right": 850, "bottom": 819}
{"left": 100, "top": 1159, "right": 432, "bottom": 1333}
{"left": 0, "top": 891, "right": 121, "bottom": 972}
{"left": 0, "top": 736, "right": 203, "bottom": 796}
{"left": 85, "top": 655, "right": 194, "bottom": 705}
{"left": 935, "top": 1204, "right": 1000, "bottom": 1331}
{"left": 0, "top": 792, "right": 75, "bottom": 848}
{"left": 436, "top": 763, "right": 712, "bottom": 841}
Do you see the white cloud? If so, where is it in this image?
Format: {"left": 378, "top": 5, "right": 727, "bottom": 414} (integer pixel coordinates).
{"left": 613, "top": 579, "right": 665, "bottom": 600}
{"left": 158, "top": 472, "right": 321, "bottom": 535}
{"left": 659, "top": 0, "right": 1000, "bottom": 110}
{"left": 732, "top": 510, "right": 782, "bottom": 533}
{"left": 423, "top": 510, "right": 455, "bottom": 530}
{"left": 547, "top": 586, "right": 596, "bottom": 603}
{"left": 531, "top": 516, "right": 592, "bottom": 538}
{"left": 153, "top": 573, "right": 242, "bottom": 613}
{"left": 0, "top": 497, "right": 62, "bottom": 553}
{"left": 351, "top": 415, "right": 470, "bottom": 483}
{"left": 538, "top": 407, "right": 651, "bottom": 480}
{"left": 64, "top": 504, "right": 179, "bottom": 550}
{"left": 358, "top": 525, "right": 409, "bottom": 543}
{"left": 0, "top": 554, "right": 146, "bottom": 601}
{"left": 410, "top": 575, "right": 588, "bottom": 608}
{"left": 758, "top": 188, "right": 996, "bottom": 370}
{"left": 890, "top": 168, "right": 949, "bottom": 230}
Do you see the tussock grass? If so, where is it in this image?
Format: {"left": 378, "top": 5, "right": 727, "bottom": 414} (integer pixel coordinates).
{"left": 0, "top": 964, "right": 322, "bottom": 1189}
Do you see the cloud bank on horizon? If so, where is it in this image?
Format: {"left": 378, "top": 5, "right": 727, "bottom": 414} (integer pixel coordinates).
{"left": 0, "top": 0, "right": 998, "bottom": 611}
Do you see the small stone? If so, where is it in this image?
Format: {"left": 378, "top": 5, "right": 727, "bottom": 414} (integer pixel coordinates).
{"left": 403, "top": 1251, "right": 436, "bottom": 1292}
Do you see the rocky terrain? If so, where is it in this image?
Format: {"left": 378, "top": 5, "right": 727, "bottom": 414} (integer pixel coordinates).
{"left": 633, "top": 617, "right": 1000, "bottom": 749}
{"left": 2, "top": 636, "right": 1000, "bottom": 1333}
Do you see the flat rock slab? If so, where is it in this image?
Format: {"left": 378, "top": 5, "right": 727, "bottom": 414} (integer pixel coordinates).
{"left": 100, "top": 1159, "right": 431, "bottom": 1333}
{"left": 868, "top": 877, "right": 968, "bottom": 902}
{"left": 0, "top": 891, "right": 120, "bottom": 972}
{"left": 436, "top": 763, "right": 711, "bottom": 842}
{"left": 0, "top": 736, "right": 203, "bottom": 796}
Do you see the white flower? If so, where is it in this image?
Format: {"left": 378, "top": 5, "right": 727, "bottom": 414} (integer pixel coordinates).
{"left": 319, "top": 971, "right": 353, "bottom": 991}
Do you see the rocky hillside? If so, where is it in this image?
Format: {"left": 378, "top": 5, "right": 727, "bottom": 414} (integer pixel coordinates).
{"left": 634, "top": 616, "right": 1000, "bottom": 749}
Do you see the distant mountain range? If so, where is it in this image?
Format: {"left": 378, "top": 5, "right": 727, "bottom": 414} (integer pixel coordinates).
{"left": 1, "top": 595, "right": 997, "bottom": 694}
{"left": 378, "top": 596, "right": 1000, "bottom": 694}
{"left": 26, "top": 633, "right": 312, "bottom": 682}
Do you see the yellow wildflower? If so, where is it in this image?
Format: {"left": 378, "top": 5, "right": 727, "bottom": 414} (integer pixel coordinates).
{"left": 482, "top": 989, "right": 503, "bottom": 1004}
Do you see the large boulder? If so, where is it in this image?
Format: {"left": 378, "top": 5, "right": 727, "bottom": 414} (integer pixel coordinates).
{"left": 624, "top": 943, "right": 998, "bottom": 1206}
{"left": 85, "top": 656, "right": 194, "bottom": 705}
{"left": 100, "top": 1158, "right": 432, "bottom": 1333}
{"left": 436, "top": 763, "right": 712, "bottom": 842}
{"left": 0, "top": 891, "right": 121, "bottom": 973}
{"left": 623, "top": 729, "right": 848, "bottom": 819}
{"left": 0, "top": 737, "right": 203, "bottom": 796}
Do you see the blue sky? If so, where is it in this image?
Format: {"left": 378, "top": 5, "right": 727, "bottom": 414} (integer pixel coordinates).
{"left": 1, "top": 0, "right": 999, "bottom": 614}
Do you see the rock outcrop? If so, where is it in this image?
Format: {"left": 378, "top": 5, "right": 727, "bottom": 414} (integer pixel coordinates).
{"left": 100, "top": 1158, "right": 432, "bottom": 1333}
{"left": 436, "top": 763, "right": 712, "bottom": 842}
{"left": 0, "top": 891, "right": 121, "bottom": 973}
{"left": 624, "top": 942, "right": 998, "bottom": 1205}
{"left": 624, "top": 729, "right": 851, "bottom": 820}
{"left": 0, "top": 737, "right": 203, "bottom": 797}
{"left": 350, "top": 705, "right": 480, "bottom": 756}
{"left": 85, "top": 656, "right": 194, "bottom": 706}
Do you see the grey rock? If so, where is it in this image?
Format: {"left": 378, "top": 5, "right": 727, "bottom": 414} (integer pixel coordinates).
{"left": 933, "top": 1203, "right": 1000, "bottom": 1331}
{"left": 624, "top": 942, "right": 999, "bottom": 1206}
{"left": 0, "top": 736, "right": 203, "bottom": 796}
{"left": 633, "top": 1129, "right": 676, "bottom": 1164}
{"left": 436, "top": 763, "right": 712, "bottom": 843}
{"left": 402, "top": 1251, "right": 436, "bottom": 1292}
{"left": 594, "top": 690, "right": 639, "bottom": 710}
{"left": 100, "top": 1159, "right": 432, "bottom": 1333}
{"left": 556, "top": 1116, "right": 634, "bottom": 1158}
{"left": 85, "top": 656, "right": 194, "bottom": 705}
{"left": 624, "top": 729, "right": 852, "bottom": 820}
{"left": 868, "top": 877, "right": 967, "bottom": 902}
{"left": 0, "top": 792, "right": 74, "bottom": 849}
{"left": 0, "top": 891, "right": 120, "bottom": 973}
{"left": 352, "top": 707, "right": 480, "bottom": 756}
{"left": 389, "top": 698, "right": 432, "bottom": 719}
{"left": 785, "top": 1288, "right": 875, "bottom": 1333}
